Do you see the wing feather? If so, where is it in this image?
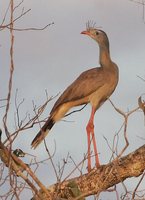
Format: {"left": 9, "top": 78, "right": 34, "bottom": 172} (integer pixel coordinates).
{"left": 50, "top": 67, "right": 107, "bottom": 114}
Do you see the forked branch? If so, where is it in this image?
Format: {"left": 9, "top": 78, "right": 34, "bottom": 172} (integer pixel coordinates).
{"left": 31, "top": 144, "right": 145, "bottom": 200}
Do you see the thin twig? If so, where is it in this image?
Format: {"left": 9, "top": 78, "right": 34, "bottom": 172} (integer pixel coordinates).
{"left": 0, "top": 1, "right": 11, "bottom": 27}
{"left": 109, "top": 99, "right": 139, "bottom": 158}
{"left": 44, "top": 140, "right": 59, "bottom": 181}
{"left": 64, "top": 104, "right": 87, "bottom": 117}
{"left": 3, "top": 0, "right": 15, "bottom": 139}
{"left": 7, "top": 22, "right": 54, "bottom": 31}
{"left": 132, "top": 173, "right": 145, "bottom": 198}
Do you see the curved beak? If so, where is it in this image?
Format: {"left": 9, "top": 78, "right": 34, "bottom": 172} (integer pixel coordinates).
{"left": 81, "top": 31, "right": 91, "bottom": 36}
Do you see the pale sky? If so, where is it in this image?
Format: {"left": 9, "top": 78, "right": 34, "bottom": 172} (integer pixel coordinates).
{"left": 0, "top": 0, "right": 145, "bottom": 199}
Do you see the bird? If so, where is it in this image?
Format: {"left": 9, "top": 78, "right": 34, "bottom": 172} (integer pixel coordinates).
{"left": 31, "top": 22, "right": 119, "bottom": 172}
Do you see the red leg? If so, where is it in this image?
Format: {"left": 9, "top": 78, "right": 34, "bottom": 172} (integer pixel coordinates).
{"left": 86, "top": 107, "right": 100, "bottom": 171}
{"left": 87, "top": 129, "right": 91, "bottom": 172}
{"left": 92, "top": 125, "right": 100, "bottom": 167}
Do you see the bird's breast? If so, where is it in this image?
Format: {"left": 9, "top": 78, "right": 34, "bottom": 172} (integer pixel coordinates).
{"left": 89, "top": 76, "right": 118, "bottom": 110}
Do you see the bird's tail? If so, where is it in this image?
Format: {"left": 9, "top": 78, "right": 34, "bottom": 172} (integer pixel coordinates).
{"left": 31, "top": 118, "right": 55, "bottom": 149}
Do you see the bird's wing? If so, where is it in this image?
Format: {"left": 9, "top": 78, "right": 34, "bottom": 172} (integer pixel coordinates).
{"left": 50, "top": 67, "right": 108, "bottom": 114}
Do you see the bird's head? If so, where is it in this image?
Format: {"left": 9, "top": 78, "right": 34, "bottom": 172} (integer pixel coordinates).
{"left": 81, "top": 21, "right": 109, "bottom": 48}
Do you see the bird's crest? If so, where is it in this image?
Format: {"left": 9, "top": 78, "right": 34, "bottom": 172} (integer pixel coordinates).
{"left": 86, "top": 20, "right": 101, "bottom": 31}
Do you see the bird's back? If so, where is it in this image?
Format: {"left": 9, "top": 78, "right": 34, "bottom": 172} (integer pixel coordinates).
{"left": 50, "top": 63, "right": 118, "bottom": 116}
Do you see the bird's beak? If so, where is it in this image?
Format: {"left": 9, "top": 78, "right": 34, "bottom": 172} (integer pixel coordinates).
{"left": 81, "top": 31, "right": 91, "bottom": 36}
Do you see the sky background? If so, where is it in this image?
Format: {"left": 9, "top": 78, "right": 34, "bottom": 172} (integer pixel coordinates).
{"left": 0, "top": 0, "right": 145, "bottom": 199}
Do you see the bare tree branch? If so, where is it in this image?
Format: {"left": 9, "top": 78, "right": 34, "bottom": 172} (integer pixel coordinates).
{"left": 6, "top": 22, "right": 54, "bottom": 31}
{"left": 0, "top": 1, "right": 54, "bottom": 32}
{"left": 30, "top": 144, "right": 145, "bottom": 200}
{"left": 0, "top": 138, "right": 51, "bottom": 199}
{"left": 3, "top": 0, "right": 15, "bottom": 139}
{"left": 130, "top": 0, "right": 145, "bottom": 23}
{"left": 109, "top": 99, "right": 140, "bottom": 158}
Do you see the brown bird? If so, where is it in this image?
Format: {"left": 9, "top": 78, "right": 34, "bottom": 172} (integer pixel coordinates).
{"left": 31, "top": 22, "right": 119, "bottom": 171}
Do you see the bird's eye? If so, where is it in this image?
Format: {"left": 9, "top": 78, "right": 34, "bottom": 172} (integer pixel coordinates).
{"left": 96, "top": 31, "right": 99, "bottom": 35}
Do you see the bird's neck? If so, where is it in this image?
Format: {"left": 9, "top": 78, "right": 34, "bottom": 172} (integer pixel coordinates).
{"left": 99, "top": 45, "right": 112, "bottom": 67}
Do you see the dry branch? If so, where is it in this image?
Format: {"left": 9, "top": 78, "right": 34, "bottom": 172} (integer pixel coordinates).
{"left": 0, "top": 139, "right": 51, "bottom": 199}
{"left": 32, "top": 144, "right": 145, "bottom": 200}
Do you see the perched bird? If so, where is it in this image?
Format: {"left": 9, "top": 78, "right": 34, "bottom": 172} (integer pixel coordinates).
{"left": 31, "top": 22, "right": 119, "bottom": 171}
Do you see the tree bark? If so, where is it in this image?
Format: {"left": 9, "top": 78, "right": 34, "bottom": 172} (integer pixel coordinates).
{"left": 0, "top": 138, "right": 145, "bottom": 200}
{"left": 32, "top": 144, "right": 145, "bottom": 200}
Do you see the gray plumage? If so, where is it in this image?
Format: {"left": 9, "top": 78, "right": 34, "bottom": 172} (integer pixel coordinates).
{"left": 31, "top": 25, "right": 119, "bottom": 151}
